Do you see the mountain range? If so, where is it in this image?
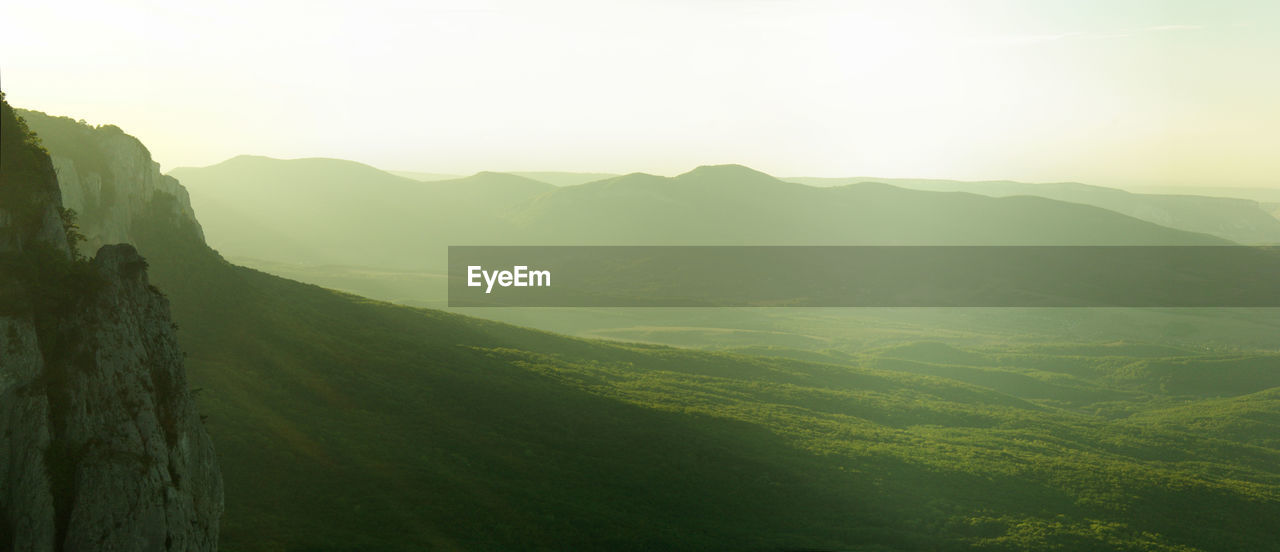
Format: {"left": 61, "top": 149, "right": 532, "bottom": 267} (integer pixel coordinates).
{"left": 388, "top": 170, "right": 620, "bottom": 187}
{"left": 788, "top": 176, "right": 1280, "bottom": 245}
{"left": 8, "top": 106, "right": 1280, "bottom": 551}
{"left": 170, "top": 156, "right": 1228, "bottom": 272}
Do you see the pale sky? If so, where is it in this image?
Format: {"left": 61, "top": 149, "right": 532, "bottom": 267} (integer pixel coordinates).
{"left": 2, "top": 0, "right": 1278, "bottom": 187}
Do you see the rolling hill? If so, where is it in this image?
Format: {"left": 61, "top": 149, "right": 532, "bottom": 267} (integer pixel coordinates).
{"left": 505, "top": 171, "right": 621, "bottom": 186}
{"left": 513, "top": 165, "right": 1227, "bottom": 246}
{"left": 388, "top": 170, "right": 621, "bottom": 186}
{"left": 170, "top": 156, "right": 554, "bottom": 268}
{"left": 1128, "top": 185, "right": 1280, "bottom": 205}
{"left": 788, "top": 176, "right": 1280, "bottom": 245}
{"left": 169, "top": 159, "right": 1226, "bottom": 273}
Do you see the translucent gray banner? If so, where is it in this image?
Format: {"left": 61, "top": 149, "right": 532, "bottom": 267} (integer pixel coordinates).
{"left": 448, "top": 246, "right": 1280, "bottom": 307}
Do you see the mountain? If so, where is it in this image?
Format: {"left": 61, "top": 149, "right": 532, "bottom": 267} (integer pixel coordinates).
{"left": 512, "top": 165, "right": 1227, "bottom": 245}
{"left": 386, "top": 170, "right": 462, "bottom": 182}
{"left": 788, "top": 176, "right": 1280, "bottom": 245}
{"left": 1, "top": 95, "right": 222, "bottom": 551}
{"left": 20, "top": 108, "right": 1280, "bottom": 551}
{"left": 168, "top": 160, "right": 1226, "bottom": 273}
{"left": 392, "top": 170, "right": 621, "bottom": 187}
{"left": 1128, "top": 185, "right": 1280, "bottom": 205}
{"left": 169, "top": 156, "right": 554, "bottom": 269}
{"left": 168, "top": 155, "right": 428, "bottom": 266}
{"left": 506, "top": 171, "right": 621, "bottom": 186}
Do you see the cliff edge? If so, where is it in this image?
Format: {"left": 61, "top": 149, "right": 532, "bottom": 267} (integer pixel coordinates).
{"left": 1, "top": 93, "right": 222, "bottom": 551}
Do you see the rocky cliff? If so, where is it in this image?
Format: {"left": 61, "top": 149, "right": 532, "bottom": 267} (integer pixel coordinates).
{"left": 15, "top": 109, "right": 204, "bottom": 254}
{"left": 1, "top": 94, "right": 222, "bottom": 550}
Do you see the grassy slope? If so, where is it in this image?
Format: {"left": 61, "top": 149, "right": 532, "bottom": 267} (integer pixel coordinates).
{"left": 131, "top": 201, "right": 1280, "bottom": 552}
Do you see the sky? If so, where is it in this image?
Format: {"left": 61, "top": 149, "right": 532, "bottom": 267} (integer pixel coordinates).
{"left": 2, "top": 0, "right": 1278, "bottom": 187}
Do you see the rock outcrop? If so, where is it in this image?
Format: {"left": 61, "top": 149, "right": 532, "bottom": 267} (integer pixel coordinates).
{"left": 16, "top": 109, "right": 204, "bottom": 253}
{"left": 2, "top": 94, "right": 222, "bottom": 550}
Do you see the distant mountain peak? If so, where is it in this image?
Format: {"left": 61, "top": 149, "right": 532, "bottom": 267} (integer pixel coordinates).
{"left": 468, "top": 171, "right": 547, "bottom": 183}
{"left": 448, "top": 171, "right": 556, "bottom": 190}
{"left": 228, "top": 153, "right": 273, "bottom": 162}
{"left": 584, "top": 172, "right": 666, "bottom": 187}
{"left": 679, "top": 164, "right": 778, "bottom": 181}
{"left": 214, "top": 154, "right": 290, "bottom": 167}
{"left": 212, "top": 155, "right": 382, "bottom": 171}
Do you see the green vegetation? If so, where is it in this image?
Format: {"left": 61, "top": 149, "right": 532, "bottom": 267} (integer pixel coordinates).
{"left": 0, "top": 93, "right": 57, "bottom": 246}
{"left": 19, "top": 108, "right": 1279, "bottom": 551}
{"left": 126, "top": 205, "right": 1280, "bottom": 551}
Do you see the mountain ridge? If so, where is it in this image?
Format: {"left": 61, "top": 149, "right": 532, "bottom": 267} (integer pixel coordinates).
{"left": 167, "top": 157, "right": 1228, "bottom": 271}
{"left": 788, "top": 175, "right": 1280, "bottom": 244}
{"left": 510, "top": 165, "right": 1228, "bottom": 246}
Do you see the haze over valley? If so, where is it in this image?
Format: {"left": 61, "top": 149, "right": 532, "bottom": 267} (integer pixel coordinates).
{"left": 4, "top": 1, "right": 1279, "bottom": 551}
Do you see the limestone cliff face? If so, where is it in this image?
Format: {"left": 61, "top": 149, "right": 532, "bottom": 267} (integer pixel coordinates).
{"left": 16, "top": 109, "right": 204, "bottom": 253}
{"left": 0, "top": 315, "right": 57, "bottom": 550}
{"left": 1, "top": 247, "right": 224, "bottom": 551}
{"left": 2, "top": 96, "right": 222, "bottom": 550}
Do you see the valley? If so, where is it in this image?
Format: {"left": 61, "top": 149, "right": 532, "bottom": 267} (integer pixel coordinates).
{"left": 5, "top": 103, "right": 1278, "bottom": 552}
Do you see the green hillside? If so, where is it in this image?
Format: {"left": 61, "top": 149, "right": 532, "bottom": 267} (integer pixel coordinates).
{"left": 16, "top": 114, "right": 1277, "bottom": 551}
{"left": 787, "top": 176, "right": 1280, "bottom": 245}
{"left": 122, "top": 190, "right": 1280, "bottom": 551}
